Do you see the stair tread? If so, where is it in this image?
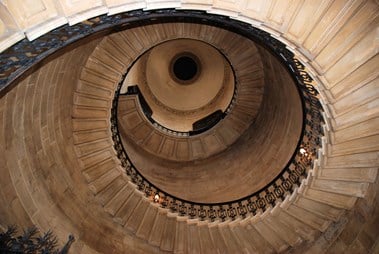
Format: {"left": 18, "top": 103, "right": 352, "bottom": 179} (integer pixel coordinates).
{"left": 198, "top": 223, "right": 217, "bottom": 254}
{"left": 174, "top": 219, "right": 188, "bottom": 254}
{"left": 160, "top": 216, "right": 177, "bottom": 252}
{"left": 148, "top": 208, "right": 168, "bottom": 246}
{"left": 252, "top": 219, "right": 288, "bottom": 253}
{"left": 187, "top": 222, "right": 201, "bottom": 254}
{"left": 136, "top": 204, "right": 159, "bottom": 240}
{"left": 263, "top": 215, "right": 303, "bottom": 247}
{"left": 125, "top": 197, "right": 151, "bottom": 233}
{"left": 209, "top": 224, "right": 228, "bottom": 254}
{"left": 115, "top": 191, "right": 143, "bottom": 226}
{"left": 104, "top": 183, "right": 135, "bottom": 216}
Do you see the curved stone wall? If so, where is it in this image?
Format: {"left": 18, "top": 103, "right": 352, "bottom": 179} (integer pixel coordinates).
{"left": 0, "top": 39, "right": 160, "bottom": 253}
{"left": 0, "top": 1, "right": 378, "bottom": 253}
{"left": 121, "top": 42, "right": 302, "bottom": 203}
{"left": 114, "top": 24, "right": 264, "bottom": 162}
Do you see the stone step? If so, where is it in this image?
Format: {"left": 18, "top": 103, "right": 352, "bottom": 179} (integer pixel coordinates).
{"left": 293, "top": 195, "right": 344, "bottom": 222}
{"left": 74, "top": 139, "right": 111, "bottom": 157}
{"left": 88, "top": 168, "right": 121, "bottom": 195}
{"left": 95, "top": 42, "right": 129, "bottom": 73}
{"left": 72, "top": 106, "right": 109, "bottom": 119}
{"left": 128, "top": 25, "right": 159, "bottom": 51}
{"left": 262, "top": 213, "right": 303, "bottom": 247}
{"left": 77, "top": 148, "right": 114, "bottom": 169}
{"left": 95, "top": 176, "right": 126, "bottom": 207}
{"left": 226, "top": 113, "right": 251, "bottom": 133}
{"left": 236, "top": 94, "right": 263, "bottom": 107}
{"left": 215, "top": 121, "right": 240, "bottom": 146}
{"left": 303, "top": 187, "right": 357, "bottom": 210}
{"left": 238, "top": 69, "right": 265, "bottom": 83}
{"left": 82, "top": 157, "right": 117, "bottom": 183}
{"left": 76, "top": 80, "right": 113, "bottom": 99}
{"left": 231, "top": 104, "right": 258, "bottom": 118}
{"left": 275, "top": 207, "right": 318, "bottom": 241}
{"left": 330, "top": 77, "right": 379, "bottom": 116}
{"left": 148, "top": 208, "right": 168, "bottom": 246}
{"left": 89, "top": 49, "right": 127, "bottom": 76}
{"left": 329, "top": 134, "right": 379, "bottom": 156}
{"left": 80, "top": 67, "right": 118, "bottom": 90}
{"left": 107, "top": 31, "right": 143, "bottom": 60}
{"left": 73, "top": 93, "right": 111, "bottom": 109}
{"left": 125, "top": 196, "right": 151, "bottom": 233}
{"left": 174, "top": 218, "right": 188, "bottom": 254}
{"left": 104, "top": 183, "right": 135, "bottom": 216}
{"left": 118, "top": 96, "right": 140, "bottom": 116}
{"left": 85, "top": 56, "right": 123, "bottom": 81}
{"left": 160, "top": 214, "right": 177, "bottom": 252}
{"left": 243, "top": 219, "right": 276, "bottom": 254}
{"left": 209, "top": 223, "right": 229, "bottom": 254}
{"left": 198, "top": 222, "right": 217, "bottom": 254}
{"left": 315, "top": 166, "right": 378, "bottom": 183}
{"left": 229, "top": 219, "right": 260, "bottom": 253}
{"left": 136, "top": 203, "right": 159, "bottom": 240}
{"left": 309, "top": 178, "right": 369, "bottom": 198}
{"left": 187, "top": 221, "right": 201, "bottom": 254}
{"left": 284, "top": 205, "right": 330, "bottom": 232}
{"left": 332, "top": 99, "right": 379, "bottom": 130}
{"left": 114, "top": 191, "right": 143, "bottom": 226}
{"left": 219, "top": 223, "right": 241, "bottom": 253}
{"left": 252, "top": 217, "right": 289, "bottom": 253}
{"left": 73, "top": 119, "right": 109, "bottom": 132}
{"left": 331, "top": 117, "right": 379, "bottom": 144}
{"left": 73, "top": 129, "right": 109, "bottom": 145}
{"left": 324, "top": 151, "right": 379, "bottom": 168}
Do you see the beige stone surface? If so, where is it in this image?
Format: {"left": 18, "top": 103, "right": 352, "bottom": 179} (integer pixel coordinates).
{"left": 58, "top": 0, "right": 107, "bottom": 23}
{"left": 115, "top": 30, "right": 302, "bottom": 202}
{"left": 0, "top": 0, "right": 378, "bottom": 253}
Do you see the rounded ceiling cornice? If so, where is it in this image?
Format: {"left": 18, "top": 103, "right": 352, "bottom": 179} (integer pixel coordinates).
{"left": 145, "top": 39, "right": 228, "bottom": 113}
{"left": 122, "top": 38, "right": 235, "bottom": 132}
{"left": 169, "top": 52, "right": 201, "bottom": 84}
{"left": 114, "top": 23, "right": 265, "bottom": 164}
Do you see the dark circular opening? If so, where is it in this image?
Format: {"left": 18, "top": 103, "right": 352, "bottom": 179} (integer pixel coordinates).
{"left": 173, "top": 56, "right": 198, "bottom": 81}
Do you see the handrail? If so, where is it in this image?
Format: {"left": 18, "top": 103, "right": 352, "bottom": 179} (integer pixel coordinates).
{"left": 0, "top": 8, "right": 324, "bottom": 222}
{"left": 110, "top": 12, "right": 324, "bottom": 222}
{"left": 121, "top": 85, "right": 232, "bottom": 137}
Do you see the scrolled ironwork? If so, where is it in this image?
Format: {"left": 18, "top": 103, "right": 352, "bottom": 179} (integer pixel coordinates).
{"left": 0, "top": 8, "right": 325, "bottom": 222}
{"left": 109, "top": 11, "right": 324, "bottom": 222}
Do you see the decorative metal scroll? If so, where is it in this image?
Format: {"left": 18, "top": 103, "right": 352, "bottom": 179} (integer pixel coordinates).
{"left": 109, "top": 11, "right": 324, "bottom": 222}
{"left": 121, "top": 85, "right": 237, "bottom": 137}
{"left": 111, "top": 53, "right": 323, "bottom": 221}
{"left": 0, "top": 9, "right": 324, "bottom": 221}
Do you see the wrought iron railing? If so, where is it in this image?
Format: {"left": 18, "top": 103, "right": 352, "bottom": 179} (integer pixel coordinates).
{"left": 111, "top": 65, "right": 323, "bottom": 222}
{"left": 0, "top": 8, "right": 324, "bottom": 222}
{"left": 110, "top": 13, "right": 324, "bottom": 222}
{"left": 120, "top": 90, "right": 230, "bottom": 137}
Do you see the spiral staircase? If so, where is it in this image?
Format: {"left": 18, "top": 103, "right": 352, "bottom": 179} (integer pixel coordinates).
{"left": 0, "top": 1, "right": 378, "bottom": 253}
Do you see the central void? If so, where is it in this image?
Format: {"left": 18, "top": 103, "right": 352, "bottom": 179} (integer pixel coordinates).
{"left": 172, "top": 55, "right": 198, "bottom": 82}
{"left": 120, "top": 38, "right": 235, "bottom": 132}
{"left": 115, "top": 23, "right": 302, "bottom": 203}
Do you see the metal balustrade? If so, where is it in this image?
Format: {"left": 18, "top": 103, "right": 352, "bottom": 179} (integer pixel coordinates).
{"left": 0, "top": 8, "right": 325, "bottom": 222}
{"left": 108, "top": 10, "right": 325, "bottom": 222}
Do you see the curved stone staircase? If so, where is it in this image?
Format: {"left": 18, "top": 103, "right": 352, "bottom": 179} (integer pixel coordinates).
{"left": 0, "top": 1, "right": 378, "bottom": 253}
{"left": 114, "top": 23, "right": 264, "bottom": 162}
